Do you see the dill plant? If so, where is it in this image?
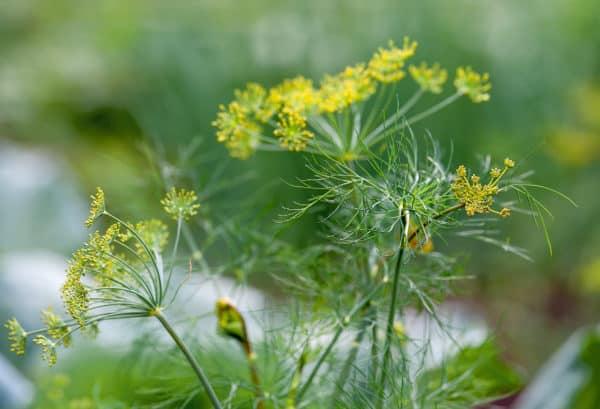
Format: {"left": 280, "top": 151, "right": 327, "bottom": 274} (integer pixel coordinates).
{"left": 5, "top": 37, "right": 574, "bottom": 409}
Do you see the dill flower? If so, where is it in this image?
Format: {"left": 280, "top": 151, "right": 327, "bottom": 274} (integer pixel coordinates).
{"left": 451, "top": 159, "right": 515, "bottom": 217}
{"left": 227, "top": 120, "right": 263, "bottom": 159}
{"left": 409, "top": 62, "right": 448, "bottom": 94}
{"left": 5, "top": 318, "right": 27, "bottom": 355}
{"left": 212, "top": 102, "right": 248, "bottom": 143}
{"left": 318, "top": 63, "right": 376, "bottom": 113}
{"left": 274, "top": 108, "right": 314, "bottom": 151}
{"left": 268, "top": 76, "right": 319, "bottom": 113}
{"left": 454, "top": 66, "right": 491, "bottom": 103}
{"left": 33, "top": 335, "right": 57, "bottom": 366}
{"left": 84, "top": 187, "right": 105, "bottom": 228}
{"left": 41, "top": 308, "right": 71, "bottom": 347}
{"left": 368, "top": 37, "right": 418, "bottom": 83}
{"left": 234, "top": 83, "right": 277, "bottom": 123}
{"left": 134, "top": 219, "right": 169, "bottom": 254}
{"left": 161, "top": 188, "right": 201, "bottom": 221}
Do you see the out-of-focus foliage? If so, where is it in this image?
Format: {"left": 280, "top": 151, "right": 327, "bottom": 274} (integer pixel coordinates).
{"left": 1, "top": 0, "right": 600, "bottom": 406}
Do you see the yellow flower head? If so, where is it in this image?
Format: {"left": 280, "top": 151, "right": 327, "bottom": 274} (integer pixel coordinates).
{"left": 234, "top": 82, "right": 277, "bottom": 123}
{"left": 318, "top": 63, "right": 376, "bottom": 113}
{"left": 368, "top": 37, "right": 418, "bottom": 83}
{"left": 273, "top": 108, "right": 315, "bottom": 152}
{"left": 5, "top": 318, "right": 27, "bottom": 355}
{"left": 161, "top": 188, "right": 201, "bottom": 221}
{"left": 268, "top": 76, "right": 319, "bottom": 113}
{"left": 454, "top": 66, "right": 491, "bottom": 103}
{"left": 85, "top": 187, "right": 105, "bottom": 228}
{"left": 409, "top": 62, "right": 448, "bottom": 94}
{"left": 451, "top": 159, "right": 515, "bottom": 217}
{"left": 33, "top": 335, "right": 57, "bottom": 366}
{"left": 135, "top": 219, "right": 169, "bottom": 254}
{"left": 212, "top": 102, "right": 250, "bottom": 142}
{"left": 41, "top": 308, "right": 71, "bottom": 347}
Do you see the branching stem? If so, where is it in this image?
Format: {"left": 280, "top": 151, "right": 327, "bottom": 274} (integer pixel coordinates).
{"left": 154, "top": 311, "right": 222, "bottom": 409}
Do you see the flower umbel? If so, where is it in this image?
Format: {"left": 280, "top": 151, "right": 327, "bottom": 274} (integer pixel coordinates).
{"left": 274, "top": 108, "right": 315, "bottom": 151}
{"left": 41, "top": 308, "right": 71, "bottom": 347}
{"left": 85, "top": 187, "right": 105, "bottom": 228}
{"left": 5, "top": 318, "right": 27, "bottom": 355}
{"left": 318, "top": 64, "right": 376, "bottom": 113}
{"left": 454, "top": 66, "right": 491, "bottom": 103}
{"left": 409, "top": 62, "right": 448, "bottom": 94}
{"left": 161, "top": 188, "right": 201, "bottom": 221}
{"left": 33, "top": 335, "right": 58, "bottom": 366}
{"left": 368, "top": 37, "right": 418, "bottom": 83}
{"left": 451, "top": 159, "right": 515, "bottom": 217}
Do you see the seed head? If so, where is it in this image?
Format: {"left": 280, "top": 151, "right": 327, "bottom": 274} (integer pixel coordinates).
{"left": 161, "top": 188, "right": 201, "bottom": 221}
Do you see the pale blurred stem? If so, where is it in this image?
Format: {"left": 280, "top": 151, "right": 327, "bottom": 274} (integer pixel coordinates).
{"left": 350, "top": 106, "right": 361, "bottom": 151}
{"left": 366, "top": 91, "right": 462, "bottom": 148}
{"left": 377, "top": 209, "right": 410, "bottom": 409}
{"left": 312, "top": 115, "right": 344, "bottom": 150}
{"left": 330, "top": 315, "right": 369, "bottom": 403}
{"left": 294, "top": 283, "right": 383, "bottom": 405}
{"left": 154, "top": 311, "right": 223, "bottom": 409}
{"left": 363, "top": 89, "right": 424, "bottom": 146}
{"left": 164, "top": 213, "right": 183, "bottom": 299}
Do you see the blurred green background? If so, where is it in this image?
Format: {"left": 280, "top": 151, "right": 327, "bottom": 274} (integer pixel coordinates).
{"left": 1, "top": 0, "right": 599, "bottom": 407}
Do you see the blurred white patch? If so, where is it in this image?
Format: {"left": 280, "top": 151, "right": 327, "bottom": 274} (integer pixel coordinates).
{"left": 251, "top": 13, "right": 310, "bottom": 67}
{"left": 0, "top": 354, "right": 33, "bottom": 409}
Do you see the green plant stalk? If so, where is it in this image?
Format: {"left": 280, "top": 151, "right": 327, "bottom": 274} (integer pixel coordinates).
{"left": 330, "top": 316, "right": 369, "bottom": 404}
{"left": 294, "top": 283, "right": 384, "bottom": 405}
{"left": 377, "top": 209, "right": 410, "bottom": 409}
{"left": 154, "top": 311, "right": 223, "bottom": 409}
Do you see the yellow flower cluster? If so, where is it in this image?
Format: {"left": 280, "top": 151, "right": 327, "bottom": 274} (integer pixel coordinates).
{"left": 451, "top": 158, "right": 514, "bottom": 217}
{"left": 454, "top": 66, "right": 491, "bottom": 103}
{"left": 318, "top": 64, "right": 376, "bottom": 113}
{"left": 368, "top": 38, "right": 418, "bottom": 83}
{"left": 161, "top": 188, "right": 201, "bottom": 221}
{"left": 409, "top": 63, "right": 448, "bottom": 94}
{"left": 62, "top": 223, "right": 122, "bottom": 324}
{"left": 274, "top": 108, "right": 315, "bottom": 151}
{"left": 84, "top": 187, "right": 105, "bottom": 228}
{"left": 213, "top": 37, "right": 491, "bottom": 159}
{"left": 41, "top": 308, "right": 71, "bottom": 347}
{"left": 33, "top": 335, "right": 57, "bottom": 366}
{"left": 4, "top": 318, "right": 27, "bottom": 355}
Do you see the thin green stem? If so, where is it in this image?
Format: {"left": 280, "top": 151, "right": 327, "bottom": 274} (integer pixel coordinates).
{"left": 294, "top": 283, "right": 383, "bottom": 405}
{"left": 154, "top": 311, "right": 223, "bottom": 409}
{"left": 377, "top": 209, "right": 410, "bottom": 409}
{"left": 164, "top": 213, "right": 183, "bottom": 299}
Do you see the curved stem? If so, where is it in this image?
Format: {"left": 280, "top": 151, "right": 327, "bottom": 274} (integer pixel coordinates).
{"left": 377, "top": 209, "right": 410, "bottom": 409}
{"left": 154, "top": 311, "right": 223, "bottom": 409}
